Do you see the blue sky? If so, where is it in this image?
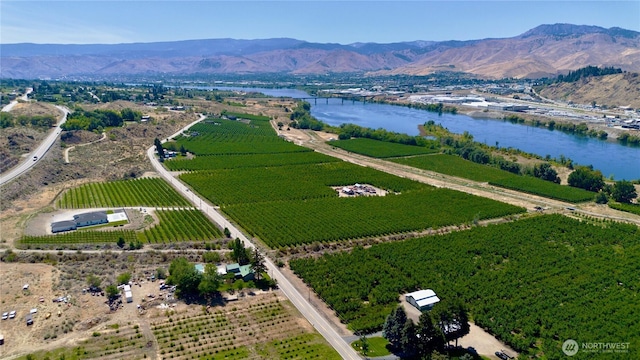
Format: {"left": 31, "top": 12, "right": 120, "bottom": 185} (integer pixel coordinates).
{"left": 1, "top": 1, "right": 638, "bottom": 44}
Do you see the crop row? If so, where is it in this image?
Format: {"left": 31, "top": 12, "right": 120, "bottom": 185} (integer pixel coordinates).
{"left": 223, "top": 111, "right": 271, "bottom": 122}
{"left": 608, "top": 202, "right": 640, "bottom": 215}
{"left": 56, "top": 178, "right": 191, "bottom": 208}
{"left": 165, "top": 151, "right": 337, "bottom": 171}
{"left": 328, "top": 138, "right": 439, "bottom": 158}
{"left": 224, "top": 188, "right": 525, "bottom": 248}
{"left": 290, "top": 214, "right": 640, "bottom": 357}
{"left": 180, "top": 162, "right": 431, "bottom": 206}
{"left": 392, "top": 154, "right": 594, "bottom": 202}
{"left": 18, "top": 230, "right": 137, "bottom": 248}
{"left": 138, "top": 209, "right": 222, "bottom": 243}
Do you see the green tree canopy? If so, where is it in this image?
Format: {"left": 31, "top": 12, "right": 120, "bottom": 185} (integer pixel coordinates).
{"left": 167, "top": 257, "right": 203, "bottom": 298}
{"left": 568, "top": 166, "right": 604, "bottom": 192}
{"left": 383, "top": 306, "right": 408, "bottom": 350}
{"left": 611, "top": 180, "right": 637, "bottom": 203}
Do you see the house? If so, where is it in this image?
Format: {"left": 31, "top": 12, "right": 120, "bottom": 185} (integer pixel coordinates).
{"left": 225, "top": 263, "right": 255, "bottom": 281}
{"left": 125, "top": 291, "right": 133, "bottom": 303}
{"left": 73, "top": 211, "right": 108, "bottom": 227}
{"left": 406, "top": 289, "right": 440, "bottom": 311}
{"left": 51, "top": 220, "right": 77, "bottom": 233}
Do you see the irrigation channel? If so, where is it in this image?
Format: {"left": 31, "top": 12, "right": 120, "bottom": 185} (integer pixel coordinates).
{"left": 204, "top": 86, "right": 639, "bottom": 180}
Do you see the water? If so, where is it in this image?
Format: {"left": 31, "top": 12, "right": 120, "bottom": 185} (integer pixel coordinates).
{"left": 311, "top": 99, "right": 639, "bottom": 180}
{"left": 184, "top": 86, "right": 309, "bottom": 99}
{"left": 188, "top": 87, "right": 640, "bottom": 180}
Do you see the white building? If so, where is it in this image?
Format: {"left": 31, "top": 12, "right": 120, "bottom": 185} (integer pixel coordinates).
{"left": 406, "top": 289, "right": 440, "bottom": 311}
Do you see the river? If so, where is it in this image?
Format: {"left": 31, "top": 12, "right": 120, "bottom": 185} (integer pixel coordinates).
{"left": 210, "top": 87, "right": 640, "bottom": 180}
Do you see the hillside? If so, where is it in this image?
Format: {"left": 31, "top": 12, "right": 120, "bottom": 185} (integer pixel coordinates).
{"left": 1, "top": 24, "right": 639, "bottom": 79}
{"left": 538, "top": 72, "right": 640, "bottom": 108}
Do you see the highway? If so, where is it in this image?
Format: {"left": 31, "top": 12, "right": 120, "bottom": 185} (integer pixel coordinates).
{"left": 147, "top": 114, "right": 361, "bottom": 360}
{"left": 1, "top": 98, "right": 70, "bottom": 186}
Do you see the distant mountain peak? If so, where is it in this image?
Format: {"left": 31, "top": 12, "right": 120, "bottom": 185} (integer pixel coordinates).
{"left": 519, "top": 23, "right": 639, "bottom": 39}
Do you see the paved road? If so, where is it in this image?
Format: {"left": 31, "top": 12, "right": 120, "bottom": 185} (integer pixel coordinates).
{"left": 147, "top": 114, "right": 361, "bottom": 360}
{"left": 1, "top": 88, "right": 32, "bottom": 112}
{"left": 0, "top": 103, "right": 70, "bottom": 186}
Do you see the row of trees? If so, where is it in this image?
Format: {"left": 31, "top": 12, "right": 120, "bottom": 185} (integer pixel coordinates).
{"left": 383, "top": 301, "right": 470, "bottom": 358}
{"left": 568, "top": 166, "right": 637, "bottom": 203}
{"left": 0, "top": 112, "right": 56, "bottom": 128}
{"left": 62, "top": 108, "right": 142, "bottom": 131}
{"left": 555, "top": 66, "right": 622, "bottom": 83}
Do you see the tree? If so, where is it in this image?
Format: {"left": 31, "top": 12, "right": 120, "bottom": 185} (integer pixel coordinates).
{"left": 594, "top": 191, "right": 609, "bottom": 204}
{"left": 223, "top": 227, "right": 231, "bottom": 238}
{"left": 400, "top": 319, "right": 417, "bottom": 357}
{"left": 154, "top": 138, "right": 165, "bottom": 159}
{"left": 231, "top": 238, "right": 249, "bottom": 265}
{"left": 250, "top": 248, "right": 266, "bottom": 281}
{"left": 611, "top": 180, "right": 637, "bottom": 203}
{"left": 116, "top": 236, "right": 125, "bottom": 248}
{"left": 383, "top": 306, "right": 408, "bottom": 349}
{"left": 86, "top": 274, "right": 102, "bottom": 289}
{"left": 156, "top": 267, "right": 167, "bottom": 280}
{"left": 359, "top": 335, "right": 369, "bottom": 357}
{"left": 105, "top": 284, "right": 119, "bottom": 300}
{"left": 117, "top": 272, "right": 132, "bottom": 285}
{"left": 179, "top": 144, "right": 187, "bottom": 155}
{"left": 198, "top": 263, "right": 222, "bottom": 302}
{"left": 568, "top": 166, "right": 604, "bottom": 192}
{"left": 533, "top": 163, "right": 560, "bottom": 183}
{"left": 167, "top": 257, "right": 202, "bottom": 298}
{"left": 432, "top": 300, "right": 470, "bottom": 347}
{"left": 415, "top": 312, "right": 445, "bottom": 356}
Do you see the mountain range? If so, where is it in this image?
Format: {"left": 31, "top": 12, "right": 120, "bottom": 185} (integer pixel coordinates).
{"left": 1, "top": 24, "right": 639, "bottom": 80}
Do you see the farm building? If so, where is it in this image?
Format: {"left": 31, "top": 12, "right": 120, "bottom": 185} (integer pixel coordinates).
{"left": 125, "top": 291, "right": 133, "bottom": 303}
{"left": 225, "top": 263, "right": 255, "bottom": 281}
{"left": 51, "top": 220, "right": 77, "bottom": 233}
{"left": 406, "top": 289, "right": 440, "bottom": 311}
{"left": 73, "top": 211, "right": 108, "bottom": 227}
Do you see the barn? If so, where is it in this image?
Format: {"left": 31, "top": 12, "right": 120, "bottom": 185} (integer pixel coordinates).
{"left": 405, "top": 289, "right": 440, "bottom": 311}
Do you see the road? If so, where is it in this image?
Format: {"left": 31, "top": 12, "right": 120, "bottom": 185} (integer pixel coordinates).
{"left": 0, "top": 102, "right": 70, "bottom": 186}
{"left": 147, "top": 114, "right": 361, "bottom": 360}
{"left": 1, "top": 88, "right": 32, "bottom": 112}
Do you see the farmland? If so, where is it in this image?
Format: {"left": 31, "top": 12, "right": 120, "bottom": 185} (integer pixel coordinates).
{"left": 165, "top": 151, "right": 339, "bottom": 171}
{"left": 56, "top": 178, "right": 191, "bottom": 208}
{"left": 224, "top": 188, "right": 525, "bottom": 248}
{"left": 609, "top": 202, "right": 640, "bottom": 216}
{"left": 150, "top": 293, "right": 340, "bottom": 360}
{"left": 137, "top": 209, "right": 223, "bottom": 243}
{"left": 172, "top": 120, "right": 307, "bottom": 155}
{"left": 392, "top": 154, "right": 595, "bottom": 202}
{"left": 180, "top": 161, "right": 431, "bottom": 206}
{"left": 290, "top": 214, "right": 640, "bottom": 358}
{"left": 328, "top": 138, "right": 439, "bottom": 158}
{"left": 19, "top": 229, "right": 137, "bottom": 248}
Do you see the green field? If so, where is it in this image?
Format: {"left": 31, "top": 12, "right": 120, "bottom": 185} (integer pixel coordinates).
{"left": 56, "top": 178, "right": 191, "bottom": 208}
{"left": 180, "top": 161, "right": 430, "bottom": 206}
{"left": 329, "top": 138, "right": 439, "bottom": 158}
{"left": 224, "top": 188, "right": 524, "bottom": 248}
{"left": 19, "top": 229, "right": 137, "bottom": 248}
{"left": 351, "top": 336, "right": 391, "bottom": 357}
{"left": 609, "top": 202, "right": 640, "bottom": 215}
{"left": 290, "top": 215, "right": 640, "bottom": 358}
{"left": 173, "top": 119, "right": 307, "bottom": 155}
{"left": 165, "top": 151, "right": 339, "bottom": 171}
{"left": 138, "top": 209, "right": 222, "bottom": 243}
{"left": 392, "top": 154, "right": 595, "bottom": 202}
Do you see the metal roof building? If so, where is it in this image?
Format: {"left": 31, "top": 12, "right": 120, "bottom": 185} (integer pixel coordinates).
{"left": 406, "top": 289, "right": 440, "bottom": 311}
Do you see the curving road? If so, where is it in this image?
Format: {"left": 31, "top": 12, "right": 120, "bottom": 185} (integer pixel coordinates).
{"left": 147, "top": 114, "right": 361, "bottom": 360}
{"left": 0, "top": 103, "right": 70, "bottom": 186}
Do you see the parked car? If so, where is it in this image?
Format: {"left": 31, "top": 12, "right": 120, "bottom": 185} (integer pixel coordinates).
{"left": 1, "top": 312, "right": 8, "bottom": 320}
{"left": 495, "top": 351, "right": 511, "bottom": 360}
{"left": 9, "top": 311, "right": 16, "bottom": 319}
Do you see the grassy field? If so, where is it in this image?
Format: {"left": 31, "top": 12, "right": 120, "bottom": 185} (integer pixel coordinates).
{"left": 392, "top": 154, "right": 595, "bottom": 202}
{"left": 351, "top": 336, "right": 391, "bottom": 357}
{"left": 328, "top": 138, "right": 439, "bottom": 158}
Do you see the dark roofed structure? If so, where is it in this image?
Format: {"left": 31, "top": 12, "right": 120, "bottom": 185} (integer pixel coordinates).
{"left": 73, "top": 211, "right": 108, "bottom": 227}
{"left": 51, "top": 220, "right": 77, "bottom": 233}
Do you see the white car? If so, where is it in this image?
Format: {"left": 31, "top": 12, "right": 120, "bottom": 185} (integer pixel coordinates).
{"left": 1, "top": 312, "right": 7, "bottom": 320}
{"left": 9, "top": 311, "right": 16, "bottom": 319}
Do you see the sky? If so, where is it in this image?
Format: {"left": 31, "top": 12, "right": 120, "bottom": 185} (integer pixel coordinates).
{"left": 1, "top": 1, "right": 638, "bottom": 45}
